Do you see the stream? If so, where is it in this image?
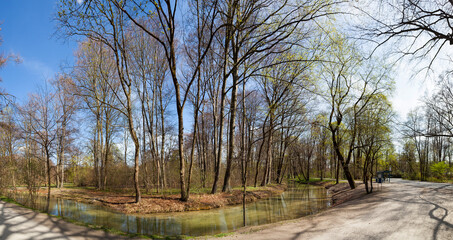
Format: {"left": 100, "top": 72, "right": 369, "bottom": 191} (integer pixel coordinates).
{"left": 10, "top": 184, "right": 331, "bottom": 237}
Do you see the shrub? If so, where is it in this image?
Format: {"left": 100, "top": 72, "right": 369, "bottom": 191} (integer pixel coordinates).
{"left": 430, "top": 162, "right": 450, "bottom": 180}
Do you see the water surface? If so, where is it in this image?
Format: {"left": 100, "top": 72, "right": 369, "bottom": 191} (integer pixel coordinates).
{"left": 12, "top": 184, "right": 330, "bottom": 237}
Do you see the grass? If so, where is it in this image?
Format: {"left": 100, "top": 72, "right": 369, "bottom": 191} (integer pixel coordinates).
{"left": 294, "top": 177, "right": 336, "bottom": 184}
{"left": 63, "top": 184, "right": 210, "bottom": 196}
{"left": 60, "top": 184, "right": 276, "bottom": 196}
{"left": 213, "top": 232, "right": 235, "bottom": 238}
{"left": 232, "top": 185, "right": 270, "bottom": 191}
{"left": 0, "top": 195, "right": 19, "bottom": 204}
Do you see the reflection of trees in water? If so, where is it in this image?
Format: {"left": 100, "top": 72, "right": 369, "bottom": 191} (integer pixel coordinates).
{"left": 136, "top": 217, "right": 141, "bottom": 235}
{"left": 4, "top": 185, "right": 330, "bottom": 237}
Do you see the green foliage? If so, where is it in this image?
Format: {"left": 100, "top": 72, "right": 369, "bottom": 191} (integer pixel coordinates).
{"left": 214, "top": 232, "right": 235, "bottom": 238}
{"left": 426, "top": 177, "right": 447, "bottom": 183}
{"left": 402, "top": 172, "right": 419, "bottom": 181}
{"left": 0, "top": 195, "right": 17, "bottom": 204}
{"left": 430, "top": 162, "right": 451, "bottom": 180}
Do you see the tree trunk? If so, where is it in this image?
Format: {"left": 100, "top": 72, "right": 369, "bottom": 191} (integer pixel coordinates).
{"left": 103, "top": 115, "right": 110, "bottom": 189}
{"left": 261, "top": 115, "right": 273, "bottom": 186}
{"left": 331, "top": 130, "right": 355, "bottom": 189}
{"left": 132, "top": 134, "right": 141, "bottom": 203}
{"left": 159, "top": 89, "right": 167, "bottom": 190}
{"left": 254, "top": 133, "right": 266, "bottom": 187}
{"left": 46, "top": 147, "right": 51, "bottom": 206}
{"left": 60, "top": 133, "right": 65, "bottom": 189}
{"left": 211, "top": 77, "right": 227, "bottom": 194}
{"left": 222, "top": 66, "right": 238, "bottom": 192}
{"left": 126, "top": 101, "right": 141, "bottom": 203}
{"left": 335, "top": 153, "right": 339, "bottom": 184}
{"left": 187, "top": 95, "right": 200, "bottom": 199}
{"left": 96, "top": 113, "right": 102, "bottom": 189}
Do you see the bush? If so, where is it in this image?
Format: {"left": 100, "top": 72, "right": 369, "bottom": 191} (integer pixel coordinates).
{"left": 402, "top": 172, "right": 419, "bottom": 180}
{"left": 430, "top": 162, "right": 450, "bottom": 180}
{"left": 427, "top": 177, "right": 445, "bottom": 183}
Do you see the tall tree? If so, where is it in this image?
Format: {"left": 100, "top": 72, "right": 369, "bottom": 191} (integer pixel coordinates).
{"left": 20, "top": 84, "right": 58, "bottom": 206}
{"left": 73, "top": 40, "right": 120, "bottom": 190}
{"left": 220, "top": 0, "right": 337, "bottom": 191}
{"left": 58, "top": 1, "right": 144, "bottom": 202}
{"left": 319, "top": 32, "right": 393, "bottom": 189}
{"left": 109, "top": 0, "right": 221, "bottom": 201}
{"left": 356, "top": 94, "right": 393, "bottom": 193}
{"left": 54, "top": 75, "right": 78, "bottom": 189}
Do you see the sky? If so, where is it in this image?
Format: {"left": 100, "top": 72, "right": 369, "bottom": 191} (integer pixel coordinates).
{"left": 0, "top": 0, "right": 77, "bottom": 102}
{"left": 0, "top": 0, "right": 434, "bottom": 124}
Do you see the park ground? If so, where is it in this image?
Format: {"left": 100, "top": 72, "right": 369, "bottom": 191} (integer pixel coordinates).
{"left": 212, "top": 178, "right": 453, "bottom": 240}
{"left": 1, "top": 179, "right": 452, "bottom": 239}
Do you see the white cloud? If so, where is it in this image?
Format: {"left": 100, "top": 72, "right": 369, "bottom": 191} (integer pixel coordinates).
{"left": 77, "top": 0, "right": 84, "bottom": 4}
{"left": 21, "top": 58, "right": 55, "bottom": 80}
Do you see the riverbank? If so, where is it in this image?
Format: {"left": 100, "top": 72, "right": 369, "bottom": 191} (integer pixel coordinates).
{"left": 9, "top": 184, "right": 286, "bottom": 214}
{"left": 297, "top": 179, "right": 367, "bottom": 206}
{"left": 326, "top": 182, "right": 367, "bottom": 206}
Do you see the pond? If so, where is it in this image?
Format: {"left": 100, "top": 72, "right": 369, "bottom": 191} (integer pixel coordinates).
{"left": 11, "top": 184, "right": 331, "bottom": 237}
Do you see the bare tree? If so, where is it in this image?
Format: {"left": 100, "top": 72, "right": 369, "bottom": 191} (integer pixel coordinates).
{"left": 0, "top": 107, "right": 19, "bottom": 192}
{"left": 58, "top": 1, "right": 145, "bottom": 202}
{"left": 54, "top": 75, "right": 78, "bottom": 189}
{"left": 362, "top": 0, "right": 453, "bottom": 70}
{"left": 104, "top": 0, "right": 221, "bottom": 201}
{"left": 73, "top": 40, "right": 120, "bottom": 190}
{"left": 20, "top": 84, "right": 58, "bottom": 207}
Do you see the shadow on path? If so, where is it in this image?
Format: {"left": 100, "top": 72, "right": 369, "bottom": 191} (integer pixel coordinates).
{"left": 0, "top": 201, "right": 129, "bottom": 240}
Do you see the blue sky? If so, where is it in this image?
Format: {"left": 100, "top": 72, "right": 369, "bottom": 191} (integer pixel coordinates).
{"left": 0, "top": 0, "right": 77, "bottom": 102}
{"left": 0, "top": 0, "right": 433, "bottom": 123}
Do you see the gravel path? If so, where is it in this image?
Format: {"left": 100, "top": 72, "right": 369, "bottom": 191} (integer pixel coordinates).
{"left": 215, "top": 178, "right": 453, "bottom": 240}
{"left": 0, "top": 200, "right": 128, "bottom": 240}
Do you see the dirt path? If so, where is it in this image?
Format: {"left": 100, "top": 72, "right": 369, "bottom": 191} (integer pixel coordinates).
{"left": 213, "top": 179, "right": 453, "bottom": 240}
{"left": 0, "top": 201, "right": 129, "bottom": 240}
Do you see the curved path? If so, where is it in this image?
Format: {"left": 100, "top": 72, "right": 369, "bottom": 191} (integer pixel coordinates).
{"left": 217, "top": 179, "right": 453, "bottom": 240}
{"left": 0, "top": 200, "right": 128, "bottom": 240}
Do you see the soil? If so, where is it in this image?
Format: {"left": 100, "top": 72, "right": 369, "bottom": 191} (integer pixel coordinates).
{"left": 300, "top": 180, "right": 368, "bottom": 206}
{"left": 326, "top": 182, "right": 367, "bottom": 206}
{"left": 12, "top": 184, "right": 287, "bottom": 214}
